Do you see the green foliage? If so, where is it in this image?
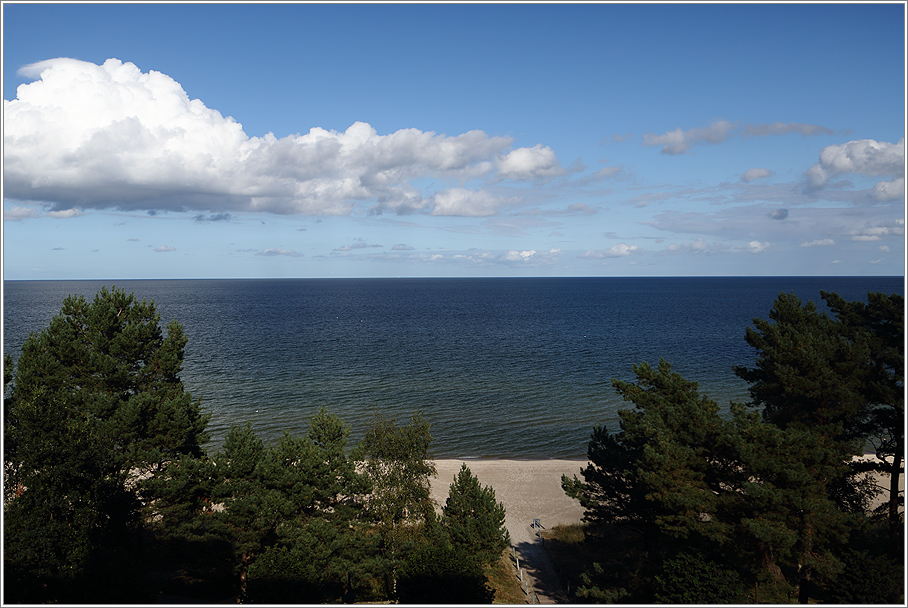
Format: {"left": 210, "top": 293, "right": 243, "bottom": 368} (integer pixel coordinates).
{"left": 565, "top": 357, "right": 869, "bottom": 602}
{"left": 823, "top": 290, "right": 904, "bottom": 555}
{"left": 362, "top": 409, "right": 436, "bottom": 537}
{"left": 734, "top": 291, "right": 867, "bottom": 449}
{"left": 396, "top": 515, "right": 495, "bottom": 604}
{"left": 563, "top": 360, "right": 734, "bottom": 566}
{"left": 246, "top": 518, "right": 383, "bottom": 603}
{"left": 7, "top": 286, "right": 209, "bottom": 475}
{"left": 732, "top": 290, "right": 902, "bottom": 599}
{"left": 202, "top": 409, "right": 375, "bottom": 601}
{"left": 442, "top": 463, "right": 509, "bottom": 567}
{"left": 4, "top": 286, "right": 208, "bottom": 602}
{"left": 653, "top": 551, "right": 747, "bottom": 604}
{"left": 820, "top": 548, "right": 904, "bottom": 604}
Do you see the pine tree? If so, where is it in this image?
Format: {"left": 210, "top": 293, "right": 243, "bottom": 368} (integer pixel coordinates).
{"left": 442, "top": 463, "right": 509, "bottom": 566}
{"left": 4, "top": 286, "right": 209, "bottom": 602}
{"left": 562, "top": 360, "right": 734, "bottom": 574}
{"left": 564, "top": 359, "right": 862, "bottom": 603}
{"left": 822, "top": 290, "right": 904, "bottom": 555}
{"left": 733, "top": 292, "right": 868, "bottom": 451}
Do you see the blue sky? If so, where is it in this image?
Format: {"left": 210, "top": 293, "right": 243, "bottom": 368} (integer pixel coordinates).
{"left": 3, "top": 3, "right": 905, "bottom": 279}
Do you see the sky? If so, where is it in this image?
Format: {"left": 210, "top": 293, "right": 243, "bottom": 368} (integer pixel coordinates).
{"left": 2, "top": 3, "right": 906, "bottom": 279}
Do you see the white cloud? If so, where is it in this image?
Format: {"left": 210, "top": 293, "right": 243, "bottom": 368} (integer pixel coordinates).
{"left": 740, "top": 240, "right": 770, "bottom": 253}
{"left": 872, "top": 177, "right": 905, "bottom": 201}
{"left": 428, "top": 188, "right": 517, "bottom": 217}
{"left": 804, "top": 138, "right": 905, "bottom": 191}
{"left": 4, "top": 57, "right": 563, "bottom": 217}
{"left": 3, "top": 206, "right": 41, "bottom": 221}
{"left": 578, "top": 243, "right": 639, "bottom": 258}
{"left": 848, "top": 219, "right": 904, "bottom": 241}
{"left": 642, "top": 120, "right": 737, "bottom": 155}
{"left": 662, "top": 238, "right": 726, "bottom": 255}
{"left": 153, "top": 245, "right": 176, "bottom": 252}
{"left": 800, "top": 238, "right": 835, "bottom": 247}
{"left": 496, "top": 144, "right": 565, "bottom": 180}
{"left": 45, "top": 208, "right": 83, "bottom": 219}
{"left": 742, "top": 168, "right": 772, "bottom": 182}
{"left": 430, "top": 248, "right": 562, "bottom": 267}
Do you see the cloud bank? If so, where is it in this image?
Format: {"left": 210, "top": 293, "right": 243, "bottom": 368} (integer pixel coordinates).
{"left": 4, "top": 58, "right": 565, "bottom": 217}
{"left": 804, "top": 138, "right": 905, "bottom": 201}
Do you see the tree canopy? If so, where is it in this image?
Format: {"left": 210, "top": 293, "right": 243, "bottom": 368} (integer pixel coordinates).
{"left": 4, "top": 286, "right": 209, "bottom": 602}
{"left": 563, "top": 290, "right": 903, "bottom": 603}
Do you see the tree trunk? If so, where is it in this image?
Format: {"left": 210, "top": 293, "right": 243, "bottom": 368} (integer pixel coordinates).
{"left": 797, "top": 564, "right": 811, "bottom": 604}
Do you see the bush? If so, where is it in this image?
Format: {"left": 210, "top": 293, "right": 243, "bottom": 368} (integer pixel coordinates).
{"left": 653, "top": 551, "right": 747, "bottom": 604}
{"left": 822, "top": 549, "right": 904, "bottom": 604}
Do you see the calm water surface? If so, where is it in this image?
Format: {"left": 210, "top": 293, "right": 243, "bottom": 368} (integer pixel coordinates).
{"left": 3, "top": 276, "right": 902, "bottom": 458}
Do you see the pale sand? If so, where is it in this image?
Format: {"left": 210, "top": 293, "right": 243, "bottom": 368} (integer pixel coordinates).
{"left": 430, "top": 459, "right": 587, "bottom": 533}
{"left": 429, "top": 459, "right": 588, "bottom": 603}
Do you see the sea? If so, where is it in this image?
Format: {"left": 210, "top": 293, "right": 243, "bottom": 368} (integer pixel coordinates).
{"left": 2, "top": 276, "right": 903, "bottom": 459}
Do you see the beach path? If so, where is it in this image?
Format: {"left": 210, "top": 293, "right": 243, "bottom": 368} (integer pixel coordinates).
{"left": 430, "top": 459, "right": 587, "bottom": 604}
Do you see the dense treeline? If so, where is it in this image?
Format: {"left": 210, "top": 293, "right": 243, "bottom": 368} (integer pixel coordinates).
{"left": 3, "top": 287, "right": 508, "bottom": 603}
{"left": 562, "top": 290, "right": 904, "bottom": 603}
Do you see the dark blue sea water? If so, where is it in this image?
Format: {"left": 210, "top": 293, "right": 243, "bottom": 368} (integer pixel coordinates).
{"left": 3, "top": 277, "right": 903, "bottom": 459}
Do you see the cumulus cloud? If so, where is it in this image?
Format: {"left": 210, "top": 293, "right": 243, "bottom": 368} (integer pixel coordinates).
{"left": 391, "top": 244, "right": 415, "bottom": 251}
{"left": 800, "top": 238, "right": 835, "bottom": 247}
{"left": 642, "top": 120, "right": 737, "bottom": 155}
{"left": 496, "top": 144, "right": 565, "bottom": 180}
{"left": 578, "top": 243, "right": 639, "bottom": 258}
{"left": 871, "top": 177, "right": 905, "bottom": 201}
{"left": 4, "top": 57, "right": 564, "bottom": 217}
{"left": 742, "top": 168, "right": 773, "bottom": 182}
{"left": 153, "top": 245, "right": 176, "bottom": 252}
{"left": 804, "top": 138, "right": 905, "bottom": 195}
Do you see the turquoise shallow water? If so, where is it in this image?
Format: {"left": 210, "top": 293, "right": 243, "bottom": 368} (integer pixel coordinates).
{"left": 3, "top": 276, "right": 902, "bottom": 458}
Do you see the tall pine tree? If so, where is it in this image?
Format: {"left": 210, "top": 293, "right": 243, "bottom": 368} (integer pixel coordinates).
{"left": 442, "top": 463, "right": 509, "bottom": 566}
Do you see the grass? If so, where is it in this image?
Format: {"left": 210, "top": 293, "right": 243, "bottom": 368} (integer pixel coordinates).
{"left": 541, "top": 523, "right": 592, "bottom": 597}
{"left": 485, "top": 549, "right": 528, "bottom": 604}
